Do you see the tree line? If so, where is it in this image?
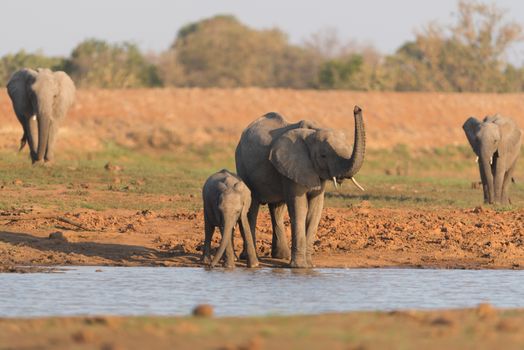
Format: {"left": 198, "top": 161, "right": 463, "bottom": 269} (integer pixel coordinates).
{"left": 1, "top": 0, "right": 523, "bottom": 92}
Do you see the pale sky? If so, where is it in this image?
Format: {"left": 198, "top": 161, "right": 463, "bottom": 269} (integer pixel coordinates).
{"left": 2, "top": 0, "right": 524, "bottom": 64}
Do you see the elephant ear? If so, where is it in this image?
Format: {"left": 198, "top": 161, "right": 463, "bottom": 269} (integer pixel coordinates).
{"left": 53, "top": 71, "right": 76, "bottom": 118}
{"left": 462, "top": 117, "right": 481, "bottom": 154}
{"left": 269, "top": 129, "right": 321, "bottom": 190}
{"left": 496, "top": 117, "right": 523, "bottom": 155}
{"left": 6, "top": 69, "right": 38, "bottom": 114}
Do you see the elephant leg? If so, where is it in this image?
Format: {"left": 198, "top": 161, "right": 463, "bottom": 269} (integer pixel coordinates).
{"left": 269, "top": 202, "right": 290, "bottom": 259}
{"left": 284, "top": 181, "right": 308, "bottom": 268}
{"left": 478, "top": 162, "right": 489, "bottom": 203}
{"left": 239, "top": 217, "right": 259, "bottom": 268}
{"left": 222, "top": 227, "right": 236, "bottom": 268}
{"left": 27, "top": 116, "right": 39, "bottom": 163}
{"left": 493, "top": 158, "right": 506, "bottom": 204}
{"left": 44, "top": 119, "right": 59, "bottom": 163}
{"left": 502, "top": 161, "right": 517, "bottom": 205}
{"left": 201, "top": 217, "right": 214, "bottom": 264}
{"left": 240, "top": 199, "right": 259, "bottom": 259}
{"left": 305, "top": 191, "right": 325, "bottom": 267}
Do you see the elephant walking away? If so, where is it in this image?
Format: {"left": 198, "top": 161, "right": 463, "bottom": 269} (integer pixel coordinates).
{"left": 7, "top": 68, "right": 76, "bottom": 165}
{"left": 463, "top": 114, "right": 522, "bottom": 205}
{"left": 202, "top": 169, "right": 259, "bottom": 268}
{"left": 236, "top": 106, "right": 365, "bottom": 268}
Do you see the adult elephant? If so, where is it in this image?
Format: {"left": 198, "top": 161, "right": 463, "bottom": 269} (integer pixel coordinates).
{"left": 7, "top": 68, "right": 76, "bottom": 165}
{"left": 236, "top": 106, "right": 365, "bottom": 268}
{"left": 463, "top": 115, "right": 522, "bottom": 205}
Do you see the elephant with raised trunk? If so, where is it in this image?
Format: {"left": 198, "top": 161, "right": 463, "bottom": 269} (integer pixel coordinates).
{"left": 463, "top": 115, "right": 522, "bottom": 205}
{"left": 236, "top": 106, "right": 365, "bottom": 268}
{"left": 7, "top": 68, "right": 75, "bottom": 165}
{"left": 202, "top": 169, "right": 259, "bottom": 268}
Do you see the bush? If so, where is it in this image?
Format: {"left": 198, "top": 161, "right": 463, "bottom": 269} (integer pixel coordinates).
{"left": 64, "top": 39, "right": 161, "bottom": 88}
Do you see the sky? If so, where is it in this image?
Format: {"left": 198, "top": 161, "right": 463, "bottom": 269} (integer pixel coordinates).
{"left": 2, "top": 0, "right": 524, "bottom": 63}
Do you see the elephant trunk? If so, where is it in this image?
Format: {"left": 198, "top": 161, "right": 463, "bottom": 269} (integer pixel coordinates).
{"left": 35, "top": 98, "right": 53, "bottom": 163}
{"left": 342, "top": 105, "right": 366, "bottom": 179}
{"left": 210, "top": 217, "right": 236, "bottom": 268}
{"left": 480, "top": 149, "right": 494, "bottom": 204}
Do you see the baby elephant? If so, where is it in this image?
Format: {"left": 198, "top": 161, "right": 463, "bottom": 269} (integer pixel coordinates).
{"left": 202, "top": 169, "right": 259, "bottom": 268}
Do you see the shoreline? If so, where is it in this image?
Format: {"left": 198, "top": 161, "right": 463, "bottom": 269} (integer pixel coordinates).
{"left": 1, "top": 306, "right": 522, "bottom": 349}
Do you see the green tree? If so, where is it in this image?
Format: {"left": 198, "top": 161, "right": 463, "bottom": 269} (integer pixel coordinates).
{"left": 64, "top": 39, "right": 161, "bottom": 88}
{"left": 318, "top": 55, "right": 363, "bottom": 89}
{"left": 159, "top": 15, "right": 317, "bottom": 88}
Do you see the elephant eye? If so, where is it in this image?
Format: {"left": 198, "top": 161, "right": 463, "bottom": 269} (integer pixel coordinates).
{"left": 320, "top": 154, "right": 327, "bottom": 158}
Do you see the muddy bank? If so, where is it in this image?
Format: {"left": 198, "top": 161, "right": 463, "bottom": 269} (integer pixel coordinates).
{"left": 1, "top": 305, "right": 523, "bottom": 349}
{"left": 0, "top": 207, "right": 523, "bottom": 270}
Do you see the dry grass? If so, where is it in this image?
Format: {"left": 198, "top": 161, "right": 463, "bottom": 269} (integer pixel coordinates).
{"left": 0, "top": 89, "right": 523, "bottom": 152}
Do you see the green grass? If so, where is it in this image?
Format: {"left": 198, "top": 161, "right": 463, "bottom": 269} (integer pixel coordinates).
{"left": 0, "top": 143, "right": 522, "bottom": 211}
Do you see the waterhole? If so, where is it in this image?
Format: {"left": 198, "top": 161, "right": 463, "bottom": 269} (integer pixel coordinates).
{"left": 0, "top": 267, "right": 522, "bottom": 317}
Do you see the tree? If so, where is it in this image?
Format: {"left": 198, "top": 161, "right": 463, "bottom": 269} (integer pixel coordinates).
{"left": 318, "top": 55, "right": 363, "bottom": 89}
{"left": 159, "top": 15, "right": 318, "bottom": 88}
{"left": 385, "top": 0, "right": 523, "bottom": 92}
{"left": 305, "top": 28, "right": 386, "bottom": 90}
{"left": 0, "top": 50, "right": 65, "bottom": 86}
{"left": 64, "top": 39, "right": 161, "bottom": 88}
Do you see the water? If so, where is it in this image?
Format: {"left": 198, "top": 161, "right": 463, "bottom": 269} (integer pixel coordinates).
{"left": 0, "top": 267, "right": 523, "bottom": 317}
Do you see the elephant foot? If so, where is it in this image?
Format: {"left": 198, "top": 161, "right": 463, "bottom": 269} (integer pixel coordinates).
{"left": 32, "top": 160, "right": 45, "bottom": 167}
{"left": 306, "top": 255, "right": 315, "bottom": 268}
{"left": 223, "top": 259, "right": 236, "bottom": 268}
{"left": 247, "top": 259, "right": 259, "bottom": 268}
{"left": 271, "top": 245, "right": 291, "bottom": 260}
{"left": 289, "top": 257, "right": 308, "bottom": 269}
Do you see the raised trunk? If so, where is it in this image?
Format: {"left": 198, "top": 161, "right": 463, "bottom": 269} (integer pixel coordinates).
{"left": 342, "top": 105, "right": 366, "bottom": 178}
{"left": 210, "top": 219, "right": 236, "bottom": 268}
{"left": 480, "top": 150, "right": 494, "bottom": 204}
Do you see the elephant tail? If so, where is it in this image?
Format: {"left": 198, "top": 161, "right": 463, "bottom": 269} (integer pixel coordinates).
{"left": 19, "top": 132, "right": 27, "bottom": 151}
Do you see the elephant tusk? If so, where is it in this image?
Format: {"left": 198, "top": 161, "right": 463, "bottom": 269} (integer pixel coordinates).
{"left": 332, "top": 177, "right": 338, "bottom": 190}
{"left": 351, "top": 177, "right": 365, "bottom": 191}
{"left": 490, "top": 156, "right": 493, "bottom": 165}
{"left": 475, "top": 156, "right": 479, "bottom": 163}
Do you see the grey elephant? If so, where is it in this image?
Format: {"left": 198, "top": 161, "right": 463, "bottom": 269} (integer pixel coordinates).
{"left": 463, "top": 114, "right": 522, "bottom": 205}
{"left": 236, "top": 106, "right": 365, "bottom": 268}
{"left": 7, "top": 68, "right": 76, "bottom": 165}
{"left": 202, "top": 169, "right": 259, "bottom": 268}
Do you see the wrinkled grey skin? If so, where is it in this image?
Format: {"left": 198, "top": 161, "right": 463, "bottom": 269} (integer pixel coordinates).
{"left": 236, "top": 106, "right": 365, "bottom": 268}
{"left": 7, "top": 68, "right": 75, "bottom": 165}
{"left": 463, "top": 115, "right": 522, "bottom": 205}
{"left": 202, "top": 169, "right": 259, "bottom": 268}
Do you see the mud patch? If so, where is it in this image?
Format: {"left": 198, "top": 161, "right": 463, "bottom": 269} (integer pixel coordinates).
{"left": 0, "top": 207, "right": 523, "bottom": 269}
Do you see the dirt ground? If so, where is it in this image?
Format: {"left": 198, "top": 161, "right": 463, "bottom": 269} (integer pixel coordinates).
{"left": 1, "top": 305, "right": 524, "bottom": 349}
{"left": 1, "top": 205, "right": 523, "bottom": 270}
{"left": 0, "top": 89, "right": 522, "bottom": 269}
